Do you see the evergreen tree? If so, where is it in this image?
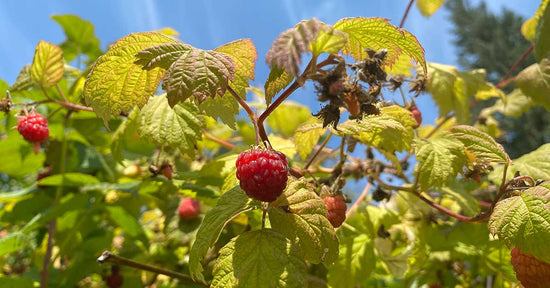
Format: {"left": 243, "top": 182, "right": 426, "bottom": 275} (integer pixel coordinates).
{"left": 446, "top": 0, "right": 549, "bottom": 158}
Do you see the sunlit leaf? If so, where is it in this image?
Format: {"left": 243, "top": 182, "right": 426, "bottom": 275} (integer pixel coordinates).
{"left": 268, "top": 178, "right": 339, "bottom": 264}
{"left": 425, "top": 63, "right": 470, "bottom": 123}
{"left": 189, "top": 186, "right": 260, "bottom": 281}
{"left": 333, "top": 105, "right": 416, "bottom": 153}
{"left": 309, "top": 27, "right": 348, "bottom": 57}
{"left": 266, "top": 101, "right": 311, "bottom": 137}
{"left": 9, "top": 65, "right": 33, "bottom": 91}
{"left": 135, "top": 42, "right": 192, "bottom": 70}
{"left": 294, "top": 118, "right": 326, "bottom": 160}
{"left": 51, "top": 14, "right": 102, "bottom": 62}
{"left": 211, "top": 229, "right": 307, "bottom": 288}
{"left": 449, "top": 125, "right": 509, "bottom": 164}
{"left": 264, "top": 66, "right": 293, "bottom": 105}
{"left": 516, "top": 58, "right": 550, "bottom": 110}
{"left": 535, "top": 2, "right": 550, "bottom": 60}
{"left": 414, "top": 135, "right": 468, "bottom": 190}
{"left": 522, "top": 0, "right": 549, "bottom": 41}
{"left": 37, "top": 173, "right": 100, "bottom": 187}
{"left": 334, "top": 17, "right": 427, "bottom": 75}
{"left": 416, "top": 0, "right": 445, "bottom": 18}
{"left": 489, "top": 182, "right": 550, "bottom": 263}
{"left": 138, "top": 96, "right": 204, "bottom": 157}
{"left": 31, "top": 41, "right": 64, "bottom": 88}
{"left": 83, "top": 32, "right": 177, "bottom": 124}
{"left": 491, "top": 143, "right": 550, "bottom": 184}
{"left": 105, "top": 206, "right": 144, "bottom": 237}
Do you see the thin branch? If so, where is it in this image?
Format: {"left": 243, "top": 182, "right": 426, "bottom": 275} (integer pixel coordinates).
{"left": 346, "top": 182, "right": 372, "bottom": 218}
{"left": 227, "top": 85, "right": 264, "bottom": 146}
{"left": 55, "top": 84, "right": 68, "bottom": 102}
{"left": 40, "top": 220, "right": 56, "bottom": 288}
{"left": 490, "top": 163, "right": 509, "bottom": 213}
{"left": 202, "top": 130, "right": 235, "bottom": 149}
{"left": 496, "top": 44, "right": 533, "bottom": 89}
{"left": 399, "top": 0, "right": 416, "bottom": 28}
{"left": 53, "top": 100, "right": 93, "bottom": 112}
{"left": 304, "top": 132, "right": 333, "bottom": 170}
{"left": 414, "top": 191, "right": 486, "bottom": 223}
{"left": 97, "top": 251, "right": 208, "bottom": 287}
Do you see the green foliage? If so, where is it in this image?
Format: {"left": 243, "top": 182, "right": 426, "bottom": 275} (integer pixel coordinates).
{"left": 294, "top": 118, "right": 326, "bottom": 160}
{"left": 414, "top": 135, "right": 468, "bottom": 190}
{"left": 523, "top": 0, "right": 549, "bottom": 41}
{"left": 137, "top": 96, "right": 204, "bottom": 157}
{"left": 30, "top": 41, "right": 64, "bottom": 88}
{"left": 83, "top": 32, "right": 176, "bottom": 124}
{"left": 211, "top": 229, "right": 307, "bottom": 288}
{"left": 268, "top": 178, "right": 339, "bottom": 264}
{"left": 51, "top": 14, "right": 102, "bottom": 62}
{"left": 264, "top": 66, "right": 293, "bottom": 104}
{"left": 491, "top": 143, "right": 550, "bottom": 183}
{"left": 535, "top": 1, "right": 550, "bottom": 60}
{"left": 449, "top": 125, "right": 509, "bottom": 164}
{"left": 489, "top": 182, "right": 550, "bottom": 263}
{"left": 334, "top": 17, "right": 427, "bottom": 75}
{"left": 516, "top": 58, "right": 550, "bottom": 109}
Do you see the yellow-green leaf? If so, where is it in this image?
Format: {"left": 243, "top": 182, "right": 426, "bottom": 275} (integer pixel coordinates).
{"left": 490, "top": 143, "right": 550, "bottom": 185}
{"left": 30, "top": 41, "right": 64, "bottom": 88}
{"left": 535, "top": 2, "right": 550, "bottom": 60}
{"left": 449, "top": 125, "right": 509, "bottom": 164}
{"left": 268, "top": 178, "right": 339, "bottom": 264}
{"left": 83, "top": 32, "right": 177, "bottom": 125}
{"left": 334, "top": 17, "right": 427, "bottom": 76}
{"left": 489, "top": 182, "right": 550, "bottom": 263}
{"left": 264, "top": 66, "right": 293, "bottom": 105}
{"left": 138, "top": 96, "right": 204, "bottom": 157}
{"left": 211, "top": 229, "right": 307, "bottom": 288}
{"left": 309, "top": 27, "right": 348, "bottom": 57}
{"left": 414, "top": 135, "right": 468, "bottom": 190}
{"left": 522, "top": 0, "right": 550, "bottom": 41}
{"left": 266, "top": 101, "right": 311, "bottom": 137}
{"left": 416, "top": 0, "right": 445, "bottom": 18}
{"left": 294, "top": 118, "right": 326, "bottom": 160}
{"left": 516, "top": 58, "right": 550, "bottom": 109}
{"left": 425, "top": 63, "right": 470, "bottom": 123}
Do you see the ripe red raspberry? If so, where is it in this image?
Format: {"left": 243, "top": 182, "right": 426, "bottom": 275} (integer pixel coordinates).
{"left": 322, "top": 195, "right": 347, "bottom": 228}
{"left": 510, "top": 247, "right": 550, "bottom": 288}
{"left": 178, "top": 197, "right": 201, "bottom": 220}
{"left": 161, "top": 164, "right": 173, "bottom": 180}
{"left": 409, "top": 106, "right": 422, "bottom": 129}
{"left": 236, "top": 148, "right": 289, "bottom": 202}
{"left": 17, "top": 112, "right": 49, "bottom": 143}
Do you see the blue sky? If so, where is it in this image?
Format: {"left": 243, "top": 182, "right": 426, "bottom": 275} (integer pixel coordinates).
{"left": 0, "top": 0, "right": 539, "bottom": 124}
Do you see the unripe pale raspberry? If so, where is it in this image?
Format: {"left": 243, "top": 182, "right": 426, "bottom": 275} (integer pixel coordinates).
{"left": 322, "top": 195, "right": 347, "bottom": 228}
{"left": 178, "top": 197, "right": 201, "bottom": 220}
{"left": 236, "top": 148, "right": 288, "bottom": 202}
{"left": 17, "top": 112, "right": 49, "bottom": 143}
{"left": 510, "top": 247, "right": 550, "bottom": 288}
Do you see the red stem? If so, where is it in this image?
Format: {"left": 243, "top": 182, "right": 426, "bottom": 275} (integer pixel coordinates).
{"left": 40, "top": 219, "right": 56, "bottom": 288}
{"left": 399, "top": 0, "right": 416, "bottom": 28}
{"left": 415, "top": 192, "right": 483, "bottom": 223}
{"left": 202, "top": 130, "right": 235, "bottom": 149}
{"left": 346, "top": 182, "right": 372, "bottom": 218}
{"left": 496, "top": 44, "right": 533, "bottom": 89}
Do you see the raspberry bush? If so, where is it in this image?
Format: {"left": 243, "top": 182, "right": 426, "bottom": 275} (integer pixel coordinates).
{"left": 1, "top": 2, "right": 550, "bottom": 288}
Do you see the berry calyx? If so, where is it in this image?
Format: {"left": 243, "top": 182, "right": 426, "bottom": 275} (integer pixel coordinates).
{"left": 236, "top": 148, "right": 289, "bottom": 202}
{"left": 17, "top": 111, "right": 49, "bottom": 143}
{"left": 510, "top": 247, "right": 550, "bottom": 288}
{"left": 322, "top": 194, "right": 347, "bottom": 228}
{"left": 409, "top": 106, "right": 422, "bottom": 129}
{"left": 178, "top": 197, "right": 201, "bottom": 220}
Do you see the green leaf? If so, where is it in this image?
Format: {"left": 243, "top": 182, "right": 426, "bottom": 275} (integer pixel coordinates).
{"left": 264, "top": 66, "right": 293, "bottom": 105}
{"left": 309, "top": 26, "right": 348, "bottom": 57}
{"left": 516, "top": 58, "right": 550, "bottom": 110}
{"left": 425, "top": 63, "right": 470, "bottom": 123}
{"left": 491, "top": 143, "right": 550, "bottom": 184}
{"left": 201, "top": 39, "right": 257, "bottom": 128}
{"left": 327, "top": 234, "right": 375, "bottom": 288}
{"left": 9, "top": 65, "right": 33, "bottom": 91}
{"left": 480, "top": 89, "right": 533, "bottom": 118}
{"left": 162, "top": 48, "right": 235, "bottom": 106}
{"left": 438, "top": 185, "right": 480, "bottom": 217}
{"left": 105, "top": 206, "right": 144, "bottom": 237}
{"left": 265, "top": 18, "right": 328, "bottom": 76}
{"left": 189, "top": 186, "right": 260, "bottom": 281}
{"left": 37, "top": 173, "right": 100, "bottom": 187}
{"left": 459, "top": 69, "right": 504, "bottom": 100}
{"left": 449, "top": 125, "right": 509, "bottom": 164}
{"left": 268, "top": 178, "right": 339, "bottom": 264}
{"left": 211, "top": 229, "right": 307, "bottom": 288}
{"left": 0, "top": 185, "right": 37, "bottom": 201}
{"left": 138, "top": 96, "right": 204, "bottom": 157}
{"left": 294, "top": 118, "right": 327, "bottom": 160}
{"left": 414, "top": 135, "right": 468, "bottom": 191}
{"left": 416, "top": 0, "right": 445, "bottom": 17}
{"left": 134, "top": 42, "right": 192, "bottom": 70}
{"left": 0, "top": 132, "right": 45, "bottom": 178}
{"left": 522, "top": 0, "right": 549, "bottom": 41}
{"left": 269, "top": 134, "right": 297, "bottom": 159}
{"left": 333, "top": 105, "right": 415, "bottom": 153}
{"left": 535, "top": 2, "right": 550, "bottom": 60}
{"left": 489, "top": 182, "right": 550, "bottom": 263}
{"left": 30, "top": 41, "right": 64, "bottom": 88}
{"left": 266, "top": 101, "right": 311, "bottom": 137}
{"left": 83, "top": 32, "right": 176, "bottom": 125}
{"left": 51, "top": 14, "right": 102, "bottom": 62}
{"left": 334, "top": 17, "right": 427, "bottom": 76}
{"left": 0, "top": 233, "right": 29, "bottom": 257}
